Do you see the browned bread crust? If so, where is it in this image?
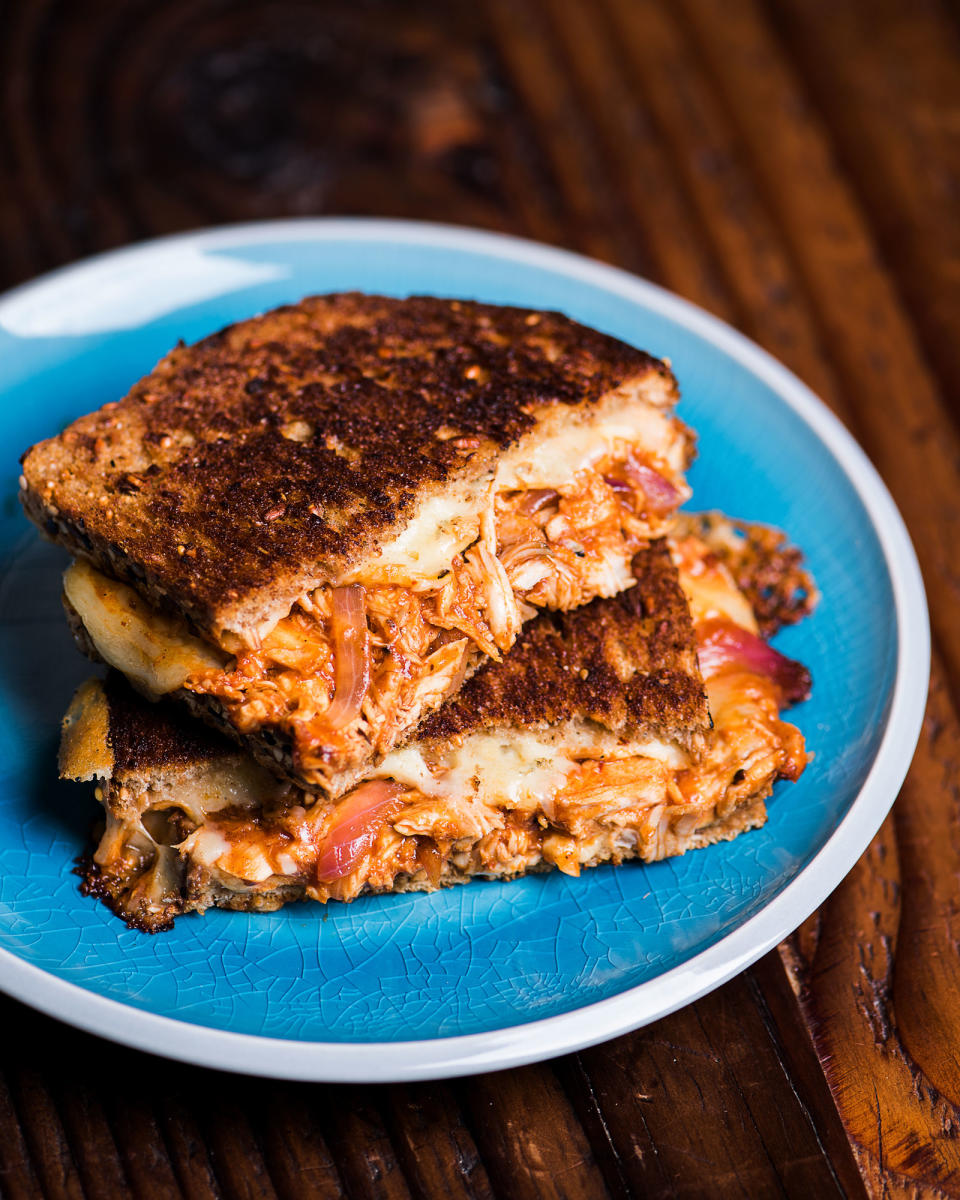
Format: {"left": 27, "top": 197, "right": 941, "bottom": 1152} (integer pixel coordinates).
{"left": 22, "top": 293, "right": 678, "bottom": 643}
{"left": 418, "top": 540, "right": 708, "bottom": 748}
{"left": 102, "top": 671, "right": 236, "bottom": 776}
{"left": 59, "top": 670, "right": 238, "bottom": 783}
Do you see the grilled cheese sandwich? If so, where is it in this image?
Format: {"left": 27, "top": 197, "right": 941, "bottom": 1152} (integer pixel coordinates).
{"left": 24, "top": 294, "right": 694, "bottom": 792}
{"left": 61, "top": 523, "right": 814, "bottom": 930}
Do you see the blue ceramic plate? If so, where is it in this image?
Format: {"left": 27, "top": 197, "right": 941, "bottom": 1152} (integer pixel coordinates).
{"left": 0, "top": 221, "right": 928, "bottom": 1081}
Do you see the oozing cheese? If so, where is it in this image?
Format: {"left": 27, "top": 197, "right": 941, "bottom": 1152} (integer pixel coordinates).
{"left": 64, "top": 559, "right": 225, "bottom": 695}
{"left": 365, "top": 395, "right": 684, "bottom": 582}
{"left": 672, "top": 540, "right": 759, "bottom": 634}
{"left": 495, "top": 398, "right": 681, "bottom": 491}
{"left": 375, "top": 728, "right": 686, "bottom": 810}
{"left": 146, "top": 758, "right": 284, "bottom": 823}
{"left": 64, "top": 412, "right": 683, "bottom": 707}
{"left": 353, "top": 482, "right": 492, "bottom": 582}
{"left": 77, "top": 526, "right": 811, "bottom": 929}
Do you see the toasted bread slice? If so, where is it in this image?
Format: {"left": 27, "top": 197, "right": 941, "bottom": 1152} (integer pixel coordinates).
{"left": 26, "top": 294, "right": 695, "bottom": 791}
{"left": 62, "top": 528, "right": 813, "bottom": 931}
{"left": 22, "top": 294, "right": 690, "bottom": 644}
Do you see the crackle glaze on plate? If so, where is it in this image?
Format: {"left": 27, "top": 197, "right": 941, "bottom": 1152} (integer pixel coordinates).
{"left": 0, "top": 220, "right": 928, "bottom": 1081}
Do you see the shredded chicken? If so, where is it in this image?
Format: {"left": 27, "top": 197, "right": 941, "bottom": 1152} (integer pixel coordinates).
{"left": 87, "top": 532, "right": 810, "bottom": 928}
{"left": 186, "top": 452, "right": 683, "bottom": 773}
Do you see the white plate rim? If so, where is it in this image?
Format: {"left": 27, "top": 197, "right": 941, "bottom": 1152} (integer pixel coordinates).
{"left": 0, "top": 218, "right": 930, "bottom": 1082}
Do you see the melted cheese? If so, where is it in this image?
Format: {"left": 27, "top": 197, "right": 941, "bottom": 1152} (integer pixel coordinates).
{"left": 147, "top": 758, "right": 284, "bottom": 823}
{"left": 364, "top": 396, "right": 683, "bottom": 582}
{"left": 379, "top": 734, "right": 577, "bottom": 808}
{"left": 376, "top": 728, "right": 684, "bottom": 810}
{"left": 65, "top": 422, "right": 681, "bottom": 701}
{"left": 351, "top": 481, "right": 492, "bottom": 582}
{"left": 674, "top": 553, "right": 758, "bottom": 634}
{"left": 180, "top": 825, "right": 231, "bottom": 868}
{"left": 64, "top": 559, "right": 226, "bottom": 695}
{"left": 495, "top": 400, "right": 681, "bottom": 491}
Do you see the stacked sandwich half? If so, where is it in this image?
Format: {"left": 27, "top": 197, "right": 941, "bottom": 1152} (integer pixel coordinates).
{"left": 20, "top": 294, "right": 815, "bottom": 931}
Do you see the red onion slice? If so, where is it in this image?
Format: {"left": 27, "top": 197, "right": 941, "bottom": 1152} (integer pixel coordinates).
{"left": 518, "top": 488, "right": 560, "bottom": 516}
{"left": 322, "top": 585, "right": 371, "bottom": 731}
{"left": 602, "top": 474, "right": 633, "bottom": 498}
{"left": 314, "top": 780, "right": 406, "bottom": 882}
{"left": 697, "top": 620, "right": 811, "bottom": 704}
{"left": 623, "top": 455, "right": 682, "bottom": 514}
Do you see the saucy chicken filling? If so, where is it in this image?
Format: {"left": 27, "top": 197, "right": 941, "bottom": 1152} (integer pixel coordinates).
{"left": 183, "top": 450, "right": 686, "bottom": 775}
{"left": 86, "top": 534, "right": 810, "bottom": 929}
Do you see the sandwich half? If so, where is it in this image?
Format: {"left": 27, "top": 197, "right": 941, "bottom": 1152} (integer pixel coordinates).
{"left": 23, "top": 294, "right": 694, "bottom": 794}
{"left": 61, "top": 522, "right": 814, "bottom": 932}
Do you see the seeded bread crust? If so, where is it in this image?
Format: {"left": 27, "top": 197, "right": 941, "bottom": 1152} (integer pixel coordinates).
{"left": 22, "top": 293, "right": 681, "bottom": 645}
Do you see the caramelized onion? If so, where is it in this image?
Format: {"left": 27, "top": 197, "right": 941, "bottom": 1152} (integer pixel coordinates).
{"left": 518, "top": 488, "right": 560, "bottom": 516}
{"left": 322, "top": 585, "right": 371, "bottom": 731}
{"left": 417, "top": 839, "right": 445, "bottom": 888}
{"left": 602, "top": 474, "right": 632, "bottom": 498}
{"left": 697, "top": 619, "right": 811, "bottom": 704}
{"left": 623, "top": 456, "right": 682, "bottom": 514}
{"left": 314, "top": 780, "right": 406, "bottom": 882}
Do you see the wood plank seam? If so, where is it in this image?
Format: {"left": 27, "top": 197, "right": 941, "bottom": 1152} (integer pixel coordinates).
{"left": 528, "top": 0, "right": 736, "bottom": 314}
{"left": 550, "top": 1055, "right": 635, "bottom": 1200}
{"left": 480, "top": 0, "right": 640, "bottom": 267}
{"left": 588, "top": 0, "right": 777, "bottom": 331}
{"left": 0, "top": 1, "right": 78, "bottom": 269}
{"left": 0, "top": 1067, "right": 44, "bottom": 1200}
{"left": 4, "top": 1065, "right": 86, "bottom": 1200}
{"left": 743, "top": 969, "right": 864, "bottom": 1199}
{"left": 50, "top": 1077, "right": 136, "bottom": 1200}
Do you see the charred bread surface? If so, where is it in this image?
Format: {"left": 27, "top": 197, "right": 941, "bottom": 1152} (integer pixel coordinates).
{"left": 23, "top": 294, "right": 681, "bottom": 644}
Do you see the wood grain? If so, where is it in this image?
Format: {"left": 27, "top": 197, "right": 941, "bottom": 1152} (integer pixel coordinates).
{"left": 1, "top": 0, "right": 958, "bottom": 1196}
{"left": 154, "top": 1091, "right": 224, "bottom": 1200}
{"left": 456, "top": 1065, "right": 611, "bottom": 1200}
{"left": 0, "top": 1068, "right": 42, "bottom": 1200}
{"left": 768, "top": 0, "right": 960, "bottom": 423}
{"left": 47, "top": 1080, "right": 130, "bottom": 1200}
{"left": 561, "top": 971, "right": 857, "bottom": 1198}
{"left": 383, "top": 1084, "right": 495, "bottom": 1200}
{"left": 893, "top": 667, "right": 960, "bottom": 1108}
{"left": 3, "top": 1063, "right": 84, "bottom": 1200}
{"left": 103, "top": 1092, "right": 182, "bottom": 1200}
{"left": 257, "top": 1085, "right": 345, "bottom": 1200}
{"left": 778, "top": 663, "right": 960, "bottom": 1197}
{"left": 318, "top": 1089, "right": 412, "bottom": 1200}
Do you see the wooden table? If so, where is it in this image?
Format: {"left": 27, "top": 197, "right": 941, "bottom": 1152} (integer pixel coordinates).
{"left": 1, "top": 1, "right": 957, "bottom": 1195}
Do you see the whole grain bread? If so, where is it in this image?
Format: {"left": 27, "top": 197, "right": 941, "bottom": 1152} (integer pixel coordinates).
{"left": 23, "top": 293, "right": 682, "bottom": 646}
{"left": 417, "top": 539, "right": 707, "bottom": 749}
{"left": 62, "top": 672, "right": 757, "bottom": 934}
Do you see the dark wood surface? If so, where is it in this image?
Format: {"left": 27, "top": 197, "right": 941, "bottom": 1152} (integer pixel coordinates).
{"left": 1, "top": 1, "right": 957, "bottom": 1196}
